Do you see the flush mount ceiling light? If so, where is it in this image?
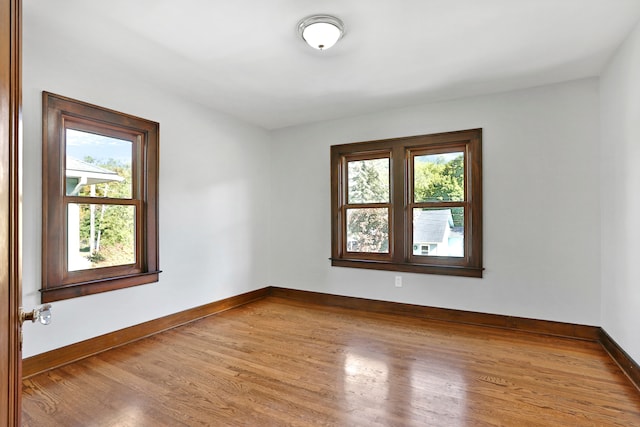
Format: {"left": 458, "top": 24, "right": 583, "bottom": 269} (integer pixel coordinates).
{"left": 297, "top": 15, "right": 345, "bottom": 50}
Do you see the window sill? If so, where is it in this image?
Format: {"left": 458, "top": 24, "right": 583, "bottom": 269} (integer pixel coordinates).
{"left": 330, "top": 258, "right": 483, "bottom": 278}
{"left": 41, "top": 271, "right": 161, "bottom": 303}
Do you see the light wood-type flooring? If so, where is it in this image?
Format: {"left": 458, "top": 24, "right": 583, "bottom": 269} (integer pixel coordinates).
{"left": 22, "top": 297, "right": 640, "bottom": 426}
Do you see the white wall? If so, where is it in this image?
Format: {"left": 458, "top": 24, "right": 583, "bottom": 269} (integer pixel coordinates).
{"left": 270, "top": 79, "right": 601, "bottom": 326}
{"left": 600, "top": 21, "right": 640, "bottom": 363}
{"left": 22, "top": 15, "right": 272, "bottom": 357}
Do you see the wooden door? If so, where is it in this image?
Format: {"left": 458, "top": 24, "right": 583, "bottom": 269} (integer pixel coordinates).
{"left": 0, "top": 0, "right": 22, "bottom": 425}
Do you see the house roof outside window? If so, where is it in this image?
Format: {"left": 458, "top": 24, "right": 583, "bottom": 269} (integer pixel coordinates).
{"left": 65, "top": 157, "right": 124, "bottom": 196}
{"left": 413, "top": 209, "right": 454, "bottom": 244}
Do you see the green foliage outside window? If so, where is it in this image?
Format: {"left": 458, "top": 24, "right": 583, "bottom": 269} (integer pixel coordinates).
{"left": 77, "top": 157, "right": 135, "bottom": 267}
{"left": 414, "top": 154, "right": 464, "bottom": 226}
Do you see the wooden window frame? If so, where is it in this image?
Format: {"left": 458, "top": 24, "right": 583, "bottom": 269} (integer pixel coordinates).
{"left": 331, "top": 129, "right": 483, "bottom": 278}
{"left": 42, "top": 92, "right": 160, "bottom": 302}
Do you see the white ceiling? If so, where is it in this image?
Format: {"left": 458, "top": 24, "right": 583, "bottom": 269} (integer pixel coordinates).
{"left": 25, "top": 0, "right": 640, "bottom": 130}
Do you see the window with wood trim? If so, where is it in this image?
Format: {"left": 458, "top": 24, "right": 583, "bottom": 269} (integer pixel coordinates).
{"left": 331, "top": 129, "right": 482, "bottom": 277}
{"left": 42, "top": 92, "right": 160, "bottom": 302}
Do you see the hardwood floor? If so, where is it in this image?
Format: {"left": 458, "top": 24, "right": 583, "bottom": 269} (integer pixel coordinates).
{"left": 22, "top": 297, "right": 640, "bottom": 426}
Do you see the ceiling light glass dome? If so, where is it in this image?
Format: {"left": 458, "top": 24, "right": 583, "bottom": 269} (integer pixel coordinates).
{"left": 298, "top": 15, "right": 345, "bottom": 50}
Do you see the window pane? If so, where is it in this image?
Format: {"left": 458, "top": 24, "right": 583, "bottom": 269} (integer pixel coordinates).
{"left": 65, "top": 129, "right": 133, "bottom": 199}
{"left": 414, "top": 152, "right": 464, "bottom": 203}
{"left": 67, "top": 203, "right": 136, "bottom": 271}
{"left": 346, "top": 208, "right": 389, "bottom": 253}
{"left": 348, "top": 158, "right": 389, "bottom": 203}
{"left": 413, "top": 208, "right": 464, "bottom": 257}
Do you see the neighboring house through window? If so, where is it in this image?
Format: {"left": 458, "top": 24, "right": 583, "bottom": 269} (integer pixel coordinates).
{"left": 412, "top": 209, "right": 463, "bottom": 257}
{"left": 330, "top": 129, "right": 483, "bottom": 277}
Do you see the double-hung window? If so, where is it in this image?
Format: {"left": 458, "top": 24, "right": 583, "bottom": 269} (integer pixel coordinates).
{"left": 331, "top": 129, "right": 482, "bottom": 277}
{"left": 42, "top": 92, "right": 160, "bottom": 302}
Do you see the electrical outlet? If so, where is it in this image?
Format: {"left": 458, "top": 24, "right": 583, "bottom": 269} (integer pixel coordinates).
{"left": 395, "top": 276, "right": 402, "bottom": 287}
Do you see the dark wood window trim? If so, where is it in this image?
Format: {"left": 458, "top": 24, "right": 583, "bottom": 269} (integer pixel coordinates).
{"left": 331, "top": 129, "right": 483, "bottom": 278}
{"left": 42, "top": 92, "right": 160, "bottom": 302}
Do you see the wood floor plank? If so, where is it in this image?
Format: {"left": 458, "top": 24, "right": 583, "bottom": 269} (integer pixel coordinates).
{"left": 23, "top": 297, "right": 640, "bottom": 426}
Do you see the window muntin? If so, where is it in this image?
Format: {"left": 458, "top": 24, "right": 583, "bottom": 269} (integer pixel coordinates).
{"left": 347, "top": 158, "right": 390, "bottom": 204}
{"left": 42, "top": 92, "right": 160, "bottom": 302}
{"left": 330, "top": 129, "right": 482, "bottom": 277}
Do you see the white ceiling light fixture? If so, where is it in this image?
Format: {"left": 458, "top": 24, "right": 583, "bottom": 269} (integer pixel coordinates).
{"left": 298, "top": 15, "right": 345, "bottom": 51}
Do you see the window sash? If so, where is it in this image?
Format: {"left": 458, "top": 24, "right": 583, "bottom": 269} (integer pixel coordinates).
{"left": 407, "top": 144, "right": 469, "bottom": 265}
{"left": 408, "top": 145, "right": 467, "bottom": 204}
{"left": 63, "top": 199, "right": 143, "bottom": 284}
{"left": 341, "top": 205, "right": 392, "bottom": 259}
{"left": 61, "top": 121, "right": 144, "bottom": 282}
{"left": 340, "top": 151, "right": 392, "bottom": 260}
{"left": 63, "top": 118, "right": 141, "bottom": 200}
